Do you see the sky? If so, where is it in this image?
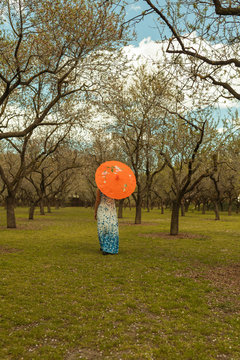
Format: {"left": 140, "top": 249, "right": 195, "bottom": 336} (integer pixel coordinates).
{"left": 124, "top": 0, "right": 166, "bottom": 44}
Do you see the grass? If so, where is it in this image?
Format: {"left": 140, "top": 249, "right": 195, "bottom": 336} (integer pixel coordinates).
{"left": 0, "top": 206, "right": 240, "bottom": 360}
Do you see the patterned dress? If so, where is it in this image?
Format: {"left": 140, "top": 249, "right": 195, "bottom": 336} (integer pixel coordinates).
{"left": 97, "top": 192, "right": 119, "bottom": 254}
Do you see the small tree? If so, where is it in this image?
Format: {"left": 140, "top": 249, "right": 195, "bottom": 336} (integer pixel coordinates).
{"left": 0, "top": 123, "right": 75, "bottom": 227}
{"left": 24, "top": 143, "right": 84, "bottom": 219}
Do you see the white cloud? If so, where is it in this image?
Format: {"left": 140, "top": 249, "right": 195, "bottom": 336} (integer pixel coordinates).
{"left": 123, "top": 37, "right": 162, "bottom": 64}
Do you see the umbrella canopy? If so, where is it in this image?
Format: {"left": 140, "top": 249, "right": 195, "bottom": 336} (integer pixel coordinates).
{"left": 95, "top": 161, "right": 136, "bottom": 200}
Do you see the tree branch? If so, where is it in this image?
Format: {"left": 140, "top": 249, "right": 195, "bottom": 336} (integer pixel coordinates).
{"left": 213, "top": 0, "right": 240, "bottom": 16}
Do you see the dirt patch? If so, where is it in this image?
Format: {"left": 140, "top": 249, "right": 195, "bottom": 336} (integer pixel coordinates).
{"left": 119, "top": 221, "right": 158, "bottom": 226}
{"left": 0, "top": 245, "right": 23, "bottom": 254}
{"left": 205, "top": 265, "right": 240, "bottom": 314}
{"left": 176, "top": 264, "right": 240, "bottom": 291}
{"left": 204, "top": 264, "right": 240, "bottom": 291}
{"left": 15, "top": 321, "right": 40, "bottom": 331}
{"left": 0, "top": 218, "right": 55, "bottom": 230}
{"left": 176, "top": 264, "right": 240, "bottom": 314}
{"left": 138, "top": 232, "right": 207, "bottom": 240}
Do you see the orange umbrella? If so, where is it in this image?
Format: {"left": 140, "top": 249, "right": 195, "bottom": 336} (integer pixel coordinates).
{"left": 95, "top": 161, "right": 136, "bottom": 200}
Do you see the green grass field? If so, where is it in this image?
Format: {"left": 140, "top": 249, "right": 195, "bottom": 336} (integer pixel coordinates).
{"left": 0, "top": 207, "right": 239, "bottom": 360}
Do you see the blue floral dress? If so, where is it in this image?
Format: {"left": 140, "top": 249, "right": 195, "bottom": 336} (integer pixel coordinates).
{"left": 97, "top": 192, "right": 119, "bottom": 254}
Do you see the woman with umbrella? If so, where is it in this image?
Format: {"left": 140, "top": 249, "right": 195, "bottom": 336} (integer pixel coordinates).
{"left": 94, "top": 161, "right": 136, "bottom": 255}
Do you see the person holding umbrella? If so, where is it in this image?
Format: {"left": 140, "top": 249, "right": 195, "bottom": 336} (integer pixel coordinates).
{"left": 94, "top": 161, "right": 136, "bottom": 255}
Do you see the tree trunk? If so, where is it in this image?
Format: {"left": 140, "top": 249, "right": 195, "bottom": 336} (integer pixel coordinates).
{"left": 228, "top": 199, "right": 232, "bottom": 216}
{"left": 181, "top": 203, "right": 185, "bottom": 217}
{"left": 220, "top": 201, "right": 224, "bottom": 212}
{"left": 47, "top": 203, "right": 51, "bottom": 213}
{"left": 55, "top": 199, "right": 60, "bottom": 209}
{"left": 127, "top": 197, "right": 131, "bottom": 210}
{"left": 29, "top": 204, "right": 35, "bottom": 220}
{"left": 213, "top": 201, "right": 220, "bottom": 220}
{"left": 161, "top": 203, "right": 164, "bottom": 214}
{"left": 202, "top": 202, "right": 206, "bottom": 214}
{"left": 39, "top": 199, "right": 45, "bottom": 215}
{"left": 159, "top": 198, "right": 164, "bottom": 214}
{"left": 146, "top": 195, "right": 150, "bottom": 212}
{"left": 185, "top": 201, "right": 190, "bottom": 213}
{"left": 135, "top": 195, "right": 142, "bottom": 224}
{"left": 6, "top": 195, "right": 16, "bottom": 228}
{"left": 118, "top": 199, "right": 124, "bottom": 219}
{"left": 170, "top": 200, "right": 180, "bottom": 235}
{"left": 236, "top": 202, "right": 239, "bottom": 214}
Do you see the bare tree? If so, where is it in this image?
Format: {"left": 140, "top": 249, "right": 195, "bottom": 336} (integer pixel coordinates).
{"left": 0, "top": 0, "right": 128, "bottom": 140}
{"left": 141, "top": 0, "right": 240, "bottom": 104}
